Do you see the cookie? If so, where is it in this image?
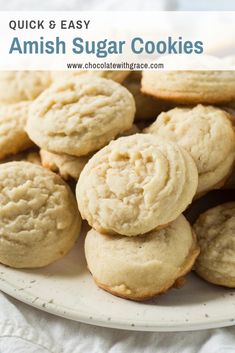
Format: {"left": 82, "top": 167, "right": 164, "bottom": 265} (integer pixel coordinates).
{"left": 0, "top": 71, "right": 51, "bottom": 104}
{"left": 25, "top": 151, "right": 41, "bottom": 165}
{"left": 193, "top": 202, "right": 235, "bottom": 287}
{"left": 0, "top": 161, "right": 81, "bottom": 268}
{"left": 145, "top": 105, "right": 235, "bottom": 196}
{"left": 51, "top": 70, "right": 130, "bottom": 83}
{"left": 40, "top": 149, "right": 89, "bottom": 180}
{"left": 85, "top": 215, "right": 199, "bottom": 301}
{"left": 141, "top": 71, "right": 235, "bottom": 104}
{"left": 0, "top": 102, "right": 34, "bottom": 159}
{"left": 76, "top": 134, "right": 198, "bottom": 236}
{"left": 123, "top": 71, "right": 174, "bottom": 120}
{"left": 26, "top": 76, "right": 135, "bottom": 157}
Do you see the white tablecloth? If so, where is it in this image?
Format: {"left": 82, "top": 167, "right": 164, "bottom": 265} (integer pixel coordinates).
{"left": 0, "top": 291, "right": 235, "bottom": 353}
{"left": 1, "top": 1, "right": 235, "bottom": 352}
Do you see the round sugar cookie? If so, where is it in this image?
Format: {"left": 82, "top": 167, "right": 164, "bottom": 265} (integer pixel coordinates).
{"left": 26, "top": 76, "right": 135, "bottom": 157}
{"left": 145, "top": 105, "right": 235, "bottom": 196}
{"left": 141, "top": 71, "right": 235, "bottom": 104}
{"left": 0, "top": 161, "right": 81, "bottom": 268}
{"left": 193, "top": 202, "right": 235, "bottom": 288}
{"left": 85, "top": 215, "right": 200, "bottom": 301}
{"left": 76, "top": 134, "right": 198, "bottom": 236}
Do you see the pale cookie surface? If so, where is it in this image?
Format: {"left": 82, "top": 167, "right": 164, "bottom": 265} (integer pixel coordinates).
{"left": 51, "top": 70, "right": 130, "bottom": 83}
{"left": 123, "top": 71, "right": 174, "bottom": 120}
{"left": 40, "top": 149, "right": 89, "bottom": 180}
{"left": 141, "top": 71, "right": 235, "bottom": 104}
{"left": 0, "top": 71, "right": 51, "bottom": 103}
{"left": 24, "top": 151, "right": 41, "bottom": 165}
{"left": 0, "top": 102, "right": 34, "bottom": 159}
{"left": 27, "top": 76, "right": 135, "bottom": 156}
{"left": 85, "top": 215, "right": 200, "bottom": 301}
{"left": 76, "top": 134, "right": 198, "bottom": 236}
{"left": 0, "top": 162, "right": 81, "bottom": 268}
{"left": 145, "top": 105, "right": 235, "bottom": 196}
{"left": 193, "top": 202, "right": 235, "bottom": 287}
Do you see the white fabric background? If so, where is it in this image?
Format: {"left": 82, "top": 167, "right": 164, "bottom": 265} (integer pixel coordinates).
{"left": 0, "top": 291, "right": 235, "bottom": 353}
{"left": 0, "top": 1, "right": 235, "bottom": 352}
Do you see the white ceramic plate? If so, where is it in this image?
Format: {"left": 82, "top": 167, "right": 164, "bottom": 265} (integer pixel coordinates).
{"left": 0, "top": 224, "right": 234, "bottom": 332}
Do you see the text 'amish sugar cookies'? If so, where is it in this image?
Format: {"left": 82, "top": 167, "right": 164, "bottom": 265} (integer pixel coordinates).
{"left": 76, "top": 134, "right": 198, "bottom": 236}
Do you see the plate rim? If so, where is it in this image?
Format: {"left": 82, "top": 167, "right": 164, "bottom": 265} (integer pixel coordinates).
{"left": 1, "top": 274, "right": 235, "bottom": 332}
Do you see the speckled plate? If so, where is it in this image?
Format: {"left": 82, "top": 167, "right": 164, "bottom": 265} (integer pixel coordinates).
{"left": 0, "top": 191, "right": 235, "bottom": 332}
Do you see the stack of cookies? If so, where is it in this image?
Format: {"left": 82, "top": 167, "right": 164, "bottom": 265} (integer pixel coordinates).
{"left": 77, "top": 133, "right": 200, "bottom": 300}
{"left": 0, "top": 69, "right": 234, "bottom": 301}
